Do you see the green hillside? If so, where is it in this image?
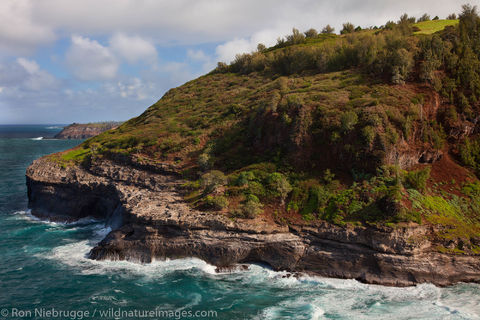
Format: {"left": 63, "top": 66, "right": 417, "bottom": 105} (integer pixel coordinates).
{"left": 414, "top": 19, "right": 459, "bottom": 34}
{"left": 50, "top": 6, "right": 480, "bottom": 253}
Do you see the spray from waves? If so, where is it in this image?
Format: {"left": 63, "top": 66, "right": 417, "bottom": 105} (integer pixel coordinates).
{"left": 28, "top": 215, "right": 479, "bottom": 320}
{"left": 31, "top": 137, "right": 43, "bottom": 140}
{"left": 12, "top": 210, "right": 101, "bottom": 226}
{"left": 46, "top": 126, "right": 63, "bottom": 129}
{"left": 38, "top": 222, "right": 217, "bottom": 278}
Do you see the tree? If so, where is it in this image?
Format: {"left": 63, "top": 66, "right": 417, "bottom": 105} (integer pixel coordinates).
{"left": 304, "top": 28, "right": 318, "bottom": 38}
{"left": 398, "top": 13, "right": 415, "bottom": 24}
{"left": 384, "top": 21, "right": 396, "bottom": 30}
{"left": 459, "top": 4, "right": 480, "bottom": 45}
{"left": 390, "top": 48, "right": 414, "bottom": 84}
{"left": 321, "top": 24, "right": 335, "bottom": 34}
{"left": 286, "top": 28, "right": 306, "bottom": 44}
{"left": 417, "top": 13, "right": 431, "bottom": 22}
{"left": 215, "top": 62, "right": 228, "bottom": 73}
{"left": 447, "top": 13, "right": 457, "bottom": 20}
{"left": 267, "top": 172, "right": 292, "bottom": 205}
{"left": 257, "top": 43, "right": 266, "bottom": 52}
{"left": 355, "top": 26, "right": 362, "bottom": 32}
{"left": 341, "top": 22, "right": 355, "bottom": 34}
{"left": 397, "top": 14, "right": 415, "bottom": 34}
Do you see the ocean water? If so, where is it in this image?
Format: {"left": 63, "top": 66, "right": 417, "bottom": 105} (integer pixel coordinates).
{"left": 0, "top": 125, "right": 479, "bottom": 320}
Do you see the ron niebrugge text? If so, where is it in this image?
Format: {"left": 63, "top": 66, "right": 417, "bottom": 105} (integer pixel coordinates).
{"left": 1, "top": 307, "right": 218, "bottom": 319}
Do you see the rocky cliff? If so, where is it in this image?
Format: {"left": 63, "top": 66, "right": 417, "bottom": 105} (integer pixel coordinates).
{"left": 26, "top": 158, "right": 480, "bottom": 287}
{"left": 54, "top": 122, "right": 121, "bottom": 139}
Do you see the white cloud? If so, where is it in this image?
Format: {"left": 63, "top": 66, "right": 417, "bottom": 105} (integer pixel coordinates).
{"left": 0, "top": 58, "right": 57, "bottom": 91}
{"left": 0, "top": 0, "right": 466, "bottom": 124}
{"left": 0, "top": 0, "right": 55, "bottom": 55}
{"left": 16, "top": 57, "right": 40, "bottom": 74}
{"left": 27, "top": 0, "right": 460, "bottom": 46}
{"left": 104, "top": 77, "right": 150, "bottom": 100}
{"left": 187, "top": 49, "right": 209, "bottom": 62}
{"left": 109, "top": 33, "right": 157, "bottom": 64}
{"left": 65, "top": 35, "right": 118, "bottom": 81}
{"left": 0, "top": 0, "right": 463, "bottom": 56}
{"left": 215, "top": 28, "right": 286, "bottom": 63}
{"left": 187, "top": 49, "right": 216, "bottom": 72}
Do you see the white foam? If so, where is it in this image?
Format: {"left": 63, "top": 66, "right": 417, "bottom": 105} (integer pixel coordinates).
{"left": 27, "top": 217, "right": 480, "bottom": 319}
{"left": 311, "top": 306, "right": 325, "bottom": 319}
{"left": 31, "top": 136, "right": 43, "bottom": 140}
{"left": 40, "top": 232, "right": 219, "bottom": 279}
{"left": 12, "top": 210, "right": 101, "bottom": 227}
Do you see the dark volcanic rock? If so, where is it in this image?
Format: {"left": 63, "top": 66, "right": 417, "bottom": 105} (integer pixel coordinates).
{"left": 26, "top": 158, "right": 480, "bottom": 287}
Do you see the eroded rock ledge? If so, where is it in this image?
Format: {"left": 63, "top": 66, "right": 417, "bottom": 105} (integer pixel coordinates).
{"left": 26, "top": 158, "right": 480, "bottom": 287}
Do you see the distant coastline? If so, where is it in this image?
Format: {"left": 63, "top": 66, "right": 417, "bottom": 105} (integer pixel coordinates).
{"left": 54, "top": 122, "right": 122, "bottom": 139}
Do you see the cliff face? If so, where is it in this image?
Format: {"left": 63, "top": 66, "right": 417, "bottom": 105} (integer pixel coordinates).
{"left": 26, "top": 158, "right": 480, "bottom": 287}
{"left": 54, "top": 123, "right": 120, "bottom": 139}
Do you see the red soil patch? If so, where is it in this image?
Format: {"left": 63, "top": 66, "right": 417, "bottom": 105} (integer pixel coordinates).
{"left": 429, "top": 152, "right": 476, "bottom": 195}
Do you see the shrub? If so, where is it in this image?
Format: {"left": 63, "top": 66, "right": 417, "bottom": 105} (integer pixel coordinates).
{"left": 417, "top": 14, "right": 430, "bottom": 22}
{"left": 257, "top": 43, "right": 266, "bottom": 52}
{"left": 241, "top": 194, "right": 263, "bottom": 218}
{"left": 340, "top": 111, "right": 358, "bottom": 133}
{"left": 235, "top": 171, "right": 256, "bottom": 186}
{"left": 463, "top": 181, "right": 480, "bottom": 196}
{"left": 459, "top": 138, "right": 480, "bottom": 173}
{"left": 198, "top": 153, "right": 212, "bottom": 170}
{"left": 286, "top": 28, "right": 306, "bottom": 45}
{"left": 201, "top": 170, "right": 227, "bottom": 193}
{"left": 321, "top": 25, "right": 335, "bottom": 34}
{"left": 205, "top": 195, "right": 229, "bottom": 210}
{"left": 266, "top": 172, "right": 292, "bottom": 203}
{"left": 361, "top": 125, "right": 376, "bottom": 146}
{"left": 304, "top": 28, "right": 318, "bottom": 38}
{"left": 403, "top": 167, "right": 431, "bottom": 192}
{"left": 341, "top": 23, "right": 355, "bottom": 34}
{"left": 301, "top": 185, "right": 331, "bottom": 215}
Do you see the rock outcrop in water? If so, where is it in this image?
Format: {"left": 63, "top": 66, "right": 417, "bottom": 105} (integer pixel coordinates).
{"left": 54, "top": 122, "right": 121, "bottom": 139}
{"left": 26, "top": 158, "right": 480, "bottom": 287}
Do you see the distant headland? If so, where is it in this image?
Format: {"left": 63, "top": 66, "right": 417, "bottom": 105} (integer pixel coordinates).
{"left": 54, "top": 122, "right": 122, "bottom": 139}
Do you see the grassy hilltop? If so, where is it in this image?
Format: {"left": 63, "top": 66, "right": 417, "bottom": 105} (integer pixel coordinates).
{"left": 51, "top": 6, "right": 480, "bottom": 253}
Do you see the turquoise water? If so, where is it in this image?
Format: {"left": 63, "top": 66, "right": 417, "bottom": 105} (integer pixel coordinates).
{"left": 0, "top": 125, "right": 479, "bottom": 320}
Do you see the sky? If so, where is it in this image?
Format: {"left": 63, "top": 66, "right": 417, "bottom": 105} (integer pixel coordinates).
{"left": 0, "top": 0, "right": 470, "bottom": 124}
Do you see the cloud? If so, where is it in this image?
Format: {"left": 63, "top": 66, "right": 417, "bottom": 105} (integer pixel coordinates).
{"left": 27, "top": 0, "right": 460, "bottom": 46}
{"left": 0, "top": 58, "right": 57, "bottom": 91}
{"left": 0, "top": 56, "right": 200, "bottom": 124}
{"left": 187, "top": 49, "right": 209, "bottom": 62}
{"left": 0, "top": 0, "right": 465, "bottom": 124}
{"left": 16, "top": 57, "right": 40, "bottom": 74}
{"left": 0, "top": 0, "right": 55, "bottom": 55}
{"left": 0, "top": 0, "right": 463, "bottom": 56}
{"left": 65, "top": 35, "right": 118, "bottom": 81}
{"left": 109, "top": 33, "right": 157, "bottom": 64}
{"left": 215, "top": 28, "right": 290, "bottom": 63}
{"left": 187, "top": 49, "right": 216, "bottom": 72}
{"left": 103, "top": 77, "right": 151, "bottom": 100}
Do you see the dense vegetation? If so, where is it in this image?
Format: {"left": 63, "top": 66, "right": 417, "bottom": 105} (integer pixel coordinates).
{"left": 52, "top": 5, "right": 480, "bottom": 253}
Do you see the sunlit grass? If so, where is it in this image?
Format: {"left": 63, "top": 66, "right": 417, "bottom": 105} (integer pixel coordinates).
{"left": 414, "top": 19, "right": 458, "bottom": 35}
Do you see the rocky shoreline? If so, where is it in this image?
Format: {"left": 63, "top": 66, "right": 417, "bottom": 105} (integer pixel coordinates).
{"left": 26, "top": 157, "right": 480, "bottom": 287}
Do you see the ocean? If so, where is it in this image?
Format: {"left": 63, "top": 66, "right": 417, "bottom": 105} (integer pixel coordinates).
{"left": 0, "top": 124, "right": 479, "bottom": 320}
